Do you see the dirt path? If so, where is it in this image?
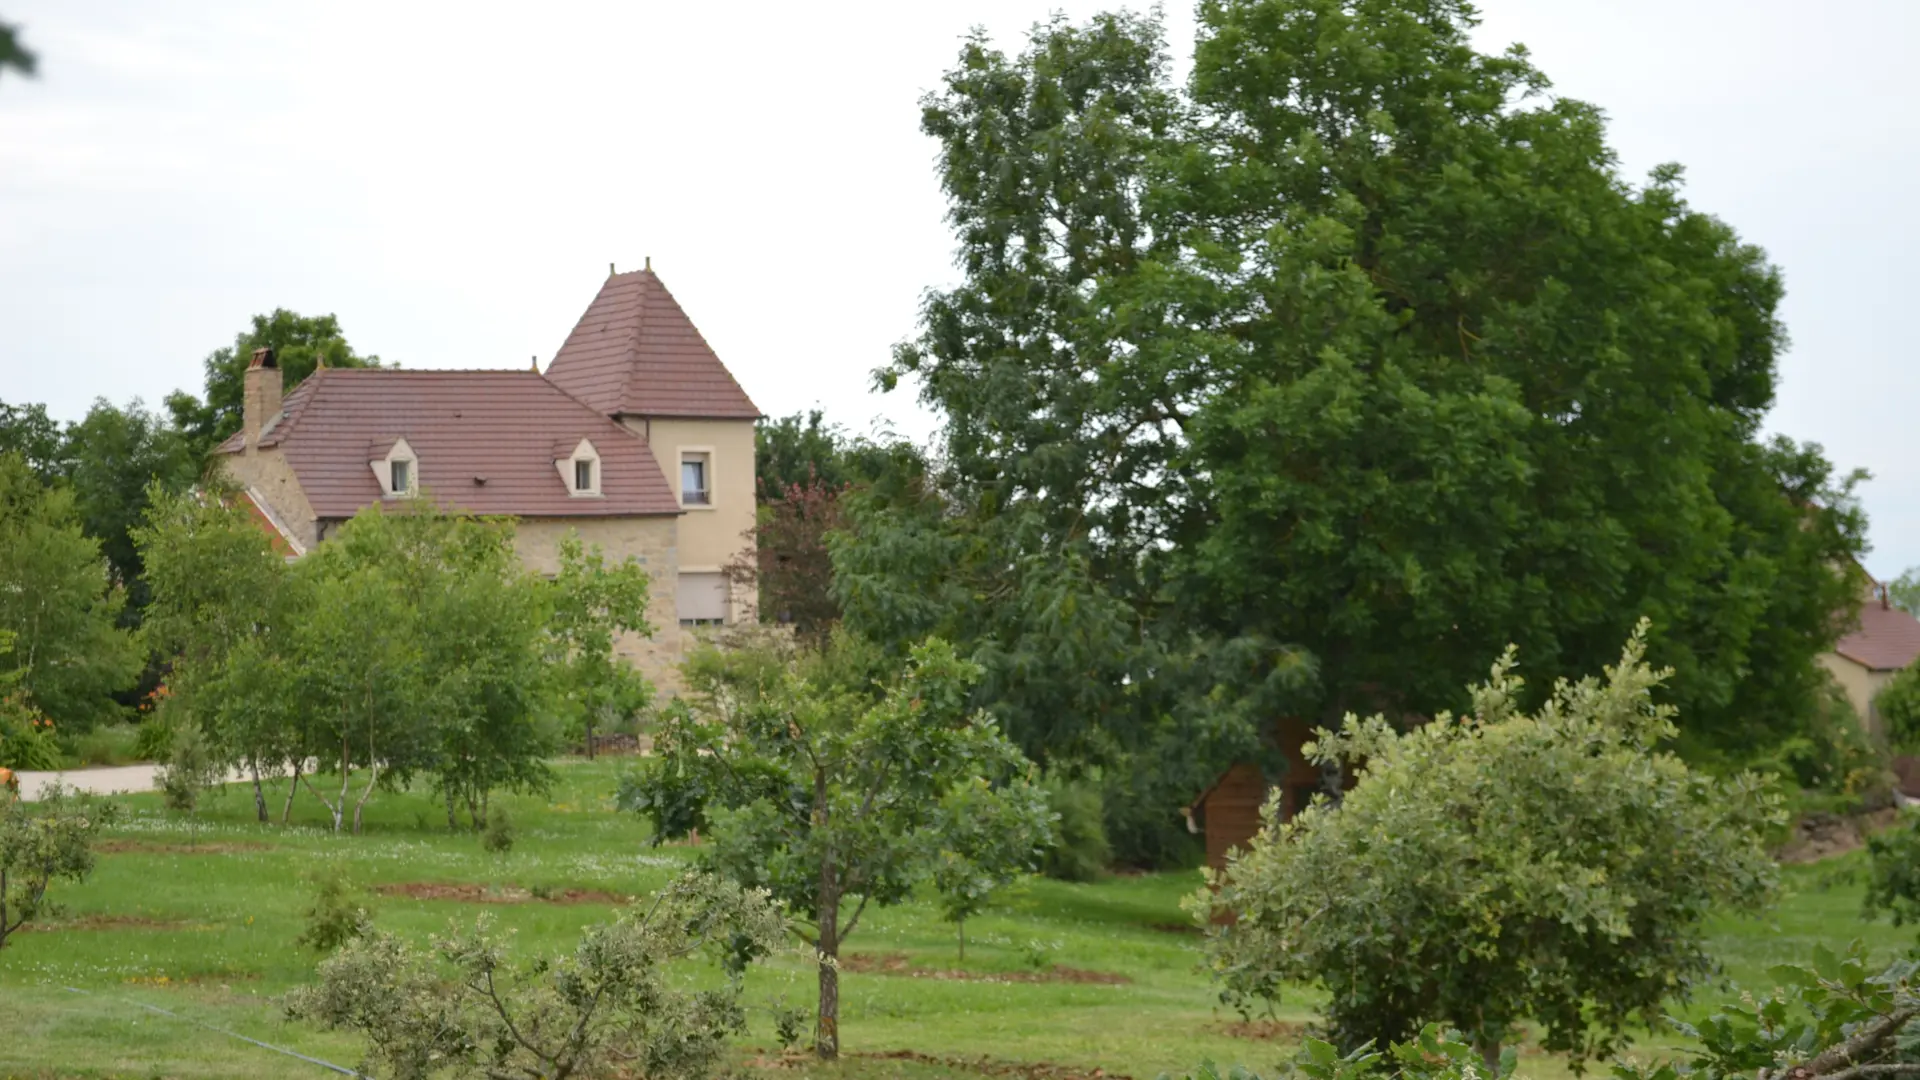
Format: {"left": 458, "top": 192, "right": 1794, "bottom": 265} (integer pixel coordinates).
{"left": 14, "top": 764, "right": 161, "bottom": 801}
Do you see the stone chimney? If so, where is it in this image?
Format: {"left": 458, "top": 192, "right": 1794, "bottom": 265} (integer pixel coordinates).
{"left": 242, "top": 347, "right": 282, "bottom": 451}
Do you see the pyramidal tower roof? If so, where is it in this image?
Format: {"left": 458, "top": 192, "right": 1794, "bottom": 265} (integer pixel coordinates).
{"left": 544, "top": 267, "right": 760, "bottom": 420}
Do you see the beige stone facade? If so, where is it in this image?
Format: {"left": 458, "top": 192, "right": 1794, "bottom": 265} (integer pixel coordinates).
{"left": 514, "top": 516, "right": 684, "bottom": 693}
{"left": 617, "top": 416, "right": 758, "bottom": 624}
{"left": 222, "top": 444, "right": 320, "bottom": 551}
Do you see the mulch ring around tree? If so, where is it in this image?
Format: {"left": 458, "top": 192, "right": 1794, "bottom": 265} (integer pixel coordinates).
{"left": 96, "top": 839, "right": 272, "bottom": 855}
{"left": 745, "top": 1049, "right": 1131, "bottom": 1079}
{"left": 1216, "top": 1019, "right": 1308, "bottom": 1041}
{"left": 838, "top": 952, "right": 1132, "bottom": 986}
{"left": 23, "top": 914, "right": 198, "bottom": 932}
{"left": 374, "top": 882, "right": 625, "bottom": 905}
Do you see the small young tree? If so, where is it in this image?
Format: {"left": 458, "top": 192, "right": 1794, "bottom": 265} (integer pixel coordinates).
{"left": 0, "top": 785, "right": 118, "bottom": 950}
{"left": 619, "top": 637, "right": 1050, "bottom": 1059}
{"left": 288, "top": 872, "right": 786, "bottom": 1080}
{"left": 930, "top": 776, "right": 1051, "bottom": 961}
{"left": 1195, "top": 622, "right": 1781, "bottom": 1069}
{"left": 156, "top": 720, "right": 223, "bottom": 843}
{"left": 548, "top": 534, "right": 653, "bottom": 760}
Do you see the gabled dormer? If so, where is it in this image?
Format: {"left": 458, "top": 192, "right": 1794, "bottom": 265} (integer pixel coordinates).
{"left": 371, "top": 437, "right": 418, "bottom": 498}
{"left": 556, "top": 437, "right": 603, "bottom": 497}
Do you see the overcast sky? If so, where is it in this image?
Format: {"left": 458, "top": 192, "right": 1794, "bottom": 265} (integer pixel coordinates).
{"left": 2, "top": 1, "right": 1914, "bottom": 575}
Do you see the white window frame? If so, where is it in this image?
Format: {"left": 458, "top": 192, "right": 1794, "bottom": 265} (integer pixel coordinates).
{"left": 679, "top": 447, "right": 714, "bottom": 510}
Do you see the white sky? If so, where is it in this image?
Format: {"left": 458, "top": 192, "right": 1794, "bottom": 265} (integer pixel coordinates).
{"left": 2, "top": 1, "right": 1915, "bottom": 575}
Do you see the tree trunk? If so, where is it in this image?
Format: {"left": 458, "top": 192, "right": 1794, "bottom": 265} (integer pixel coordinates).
{"left": 957, "top": 916, "right": 965, "bottom": 962}
{"left": 816, "top": 889, "right": 840, "bottom": 1061}
{"left": 249, "top": 762, "right": 268, "bottom": 823}
{"left": 445, "top": 786, "right": 459, "bottom": 831}
{"left": 280, "top": 759, "right": 301, "bottom": 826}
{"left": 351, "top": 762, "right": 379, "bottom": 835}
{"left": 584, "top": 712, "right": 596, "bottom": 760}
{"left": 1475, "top": 1039, "right": 1501, "bottom": 1076}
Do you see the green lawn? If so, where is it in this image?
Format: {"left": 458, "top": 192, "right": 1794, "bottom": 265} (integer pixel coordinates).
{"left": 0, "top": 761, "right": 1911, "bottom": 1080}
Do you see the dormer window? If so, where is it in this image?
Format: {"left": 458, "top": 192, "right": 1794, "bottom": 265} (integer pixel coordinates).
{"left": 556, "top": 437, "right": 602, "bottom": 497}
{"left": 371, "top": 437, "right": 419, "bottom": 498}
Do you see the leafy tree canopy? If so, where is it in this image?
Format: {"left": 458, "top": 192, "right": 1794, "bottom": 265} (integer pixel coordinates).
{"left": 0, "top": 19, "right": 33, "bottom": 81}
{"left": 1194, "top": 624, "right": 1781, "bottom": 1067}
{"left": 0, "top": 455, "right": 141, "bottom": 730}
{"left": 167, "top": 308, "right": 381, "bottom": 452}
{"left": 861, "top": 0, "right": 1864, "bottom": 817}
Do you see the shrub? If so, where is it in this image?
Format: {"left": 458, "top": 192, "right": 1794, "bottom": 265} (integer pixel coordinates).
{"left": 0, "top": 785, "right": 118, "bottom": 949}
{"left": 1195, "top": 623, "right": 1782, "bottom": 1067}
{"left": 480, "top": 807, "right": 515, "bottom": 855}
{"left": 156, "top": 721, "right": 220, "bottom": 816}
{"left": 1613, "top": 942, "right": 1919, "bottom": 1080}
{"left": 1040, "top": 776, "right": 1111, "bottom": 882}
{"left": 1864, "top": 811, "right": 1920, "bottom": 928}
{"left": 1876, "top": 661, "right": 1920, "bottom": 754}
{"left": 131, "top": 719, "right": 173, "bottom": 763}
{"left": 288, "top": 872, "right": 786, "bottom": 1080}
{"left": 0, "top": 695, "right": 59, "bottom": 772}
{"left": 1158, "top": 1025, "right": 1513, "bottom": 1080}
{"left": 296, "top": 865, "right": 369, "bottom": 954}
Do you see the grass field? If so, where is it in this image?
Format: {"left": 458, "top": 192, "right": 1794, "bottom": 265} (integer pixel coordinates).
{"left": 0, "top": 760, "right": 1912, "bottom": 1080}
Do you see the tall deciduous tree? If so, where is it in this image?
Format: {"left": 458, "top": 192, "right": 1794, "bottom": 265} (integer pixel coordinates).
{"left": 166, "top": 309, "right": 380, "bottom": 452}
{"left": 0, "top": 401, "right": 63, "bottom": 480}
{"left": 63, "top": 400, "right": 200, "bottom": 618}
{"left": 135, "top": 483, "right": 298, "bottom": 821}
{"left": 872, "top": 0, "right": 1863, "bottom": 816}
{"left": 1194, "top": 624, "right": 1781, "bottom": 1067}
{"left": 619, "top": 638, "right": 1051, "bottom": 1060}
{"left": 0, "top": 455, "right": 141, "bottom": 730}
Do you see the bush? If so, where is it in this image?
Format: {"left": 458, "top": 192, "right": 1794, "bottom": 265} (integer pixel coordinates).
{"left": 288, "top": 872, "right": 786, "bottom": 1080}
{"left": 0, "top": 696, "right": 59, "bottom": 772}
{"left": 156, "top": 722, "right": 220, "bottom": 815}
{"left": 481, "top": 807, "right": 515, "bottom": 855}
{"left": 0, "top": 785, "right": 119, "bottom": 949}
{"left": 1876, "top": 661, "right": 1920, "bottom": 754}
{"left": 1864, "top": 811, "right": 1920, "bottom": 928}
{"left": 1040, "top": 777, "right": 1111, "bottom": 882}
{"left": 296, "top": 865, "right": 369, "bottom": 954}
{"left": 131, "top": 719, "right": 174, "bottom": 763}
{"left": 1196, "top": 624, "right": 1781, "bottom": 1067}
{"left": 57, "top": 723, "right": 144, "bottom": 768}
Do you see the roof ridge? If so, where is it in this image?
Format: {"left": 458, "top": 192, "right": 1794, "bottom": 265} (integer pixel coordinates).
{"left": 613, "top": 270, "right": 652, "bottom": 420}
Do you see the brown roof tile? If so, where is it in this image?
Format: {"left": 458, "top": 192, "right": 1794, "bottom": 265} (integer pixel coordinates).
{"left": 543, "top": 269, "right": 760, "bottom": 420}
{"left": 216, "top": 369, "right": 680, "bottom": 519}
{"left": 1833, "top": 598, "right": 1920, "bottom": 672}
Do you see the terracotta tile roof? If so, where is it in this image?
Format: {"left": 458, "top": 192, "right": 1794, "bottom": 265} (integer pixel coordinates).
{"left": 1833, "top": 598, "right": 1920, "bottom": 671}
{"left": 543, "top": 269, "right": 760, "bottom": 420}
{"left": 215, "top": 369, "right": 680, "bottom": 519}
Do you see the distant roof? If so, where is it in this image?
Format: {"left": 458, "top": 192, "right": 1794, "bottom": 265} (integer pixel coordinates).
{"left": 215, "top": 369, "right": 680, "bottom": 518}
{"left": 1833, "top": 597, "right": 1920, "bottom": 672}
{"left": 543, "top": 269, "right": 760, "bottom": 420}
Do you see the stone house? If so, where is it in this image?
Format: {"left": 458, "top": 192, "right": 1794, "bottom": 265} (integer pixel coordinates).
{"left": 1819, "top": 579, "right": 1920, "bottom": 737}
{"left": 217, "top": 266, "right": 760, "bottom": 689}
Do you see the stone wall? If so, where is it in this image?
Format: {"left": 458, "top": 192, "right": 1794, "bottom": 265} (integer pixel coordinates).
{"left": 218, "top": 447, "right": 320, "bottom": 551}
{"left": 515, "top": 515, "right": 685, "bottom": 695}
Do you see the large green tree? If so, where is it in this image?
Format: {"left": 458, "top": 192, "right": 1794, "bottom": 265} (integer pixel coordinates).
{"left": 0, "top": 455, "right": 141, "bottom": 730}
{"left": 167, "top": 309, "right": 380, "bottom": 452}
{"left": 0, "top": 18, "right": 33, "bottom": 82}
{"left": 868, "top": 0, "right": 1861, "bottom": 801}
{"left": 63, "top": 399, "right": 200, "bottom": 617}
